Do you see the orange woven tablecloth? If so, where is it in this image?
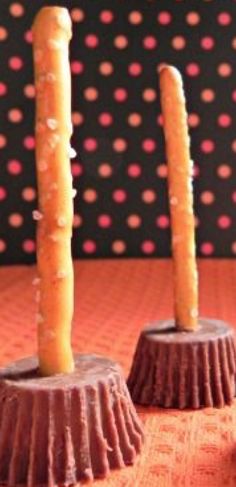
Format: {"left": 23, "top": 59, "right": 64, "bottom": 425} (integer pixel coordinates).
{"left": 0, "top": 258, "right": 236, "bottom": 487}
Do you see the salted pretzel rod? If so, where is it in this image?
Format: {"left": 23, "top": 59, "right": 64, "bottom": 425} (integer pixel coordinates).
{"left": 159, "top": 65, "right": 198, "bottom": 331}
{"left": 33, "top": 7, "right": 75, "bottom": 375}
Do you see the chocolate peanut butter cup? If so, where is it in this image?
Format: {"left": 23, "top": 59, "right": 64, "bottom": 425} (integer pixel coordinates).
{"left": 128, "top": 319, "right": 236, "bottom": 409}
{"left": 0, "top": 354, "right": 144, "bottom": 486}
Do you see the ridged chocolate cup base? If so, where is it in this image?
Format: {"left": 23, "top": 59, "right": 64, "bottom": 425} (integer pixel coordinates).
{"left": 0, "top": 354, "right": 144, "bottom": 486}
{"left": 128, "top": 318, "right": 236, "bottom": 409}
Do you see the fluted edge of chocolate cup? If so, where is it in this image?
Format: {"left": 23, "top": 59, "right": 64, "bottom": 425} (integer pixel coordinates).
{"left": 127, "top": 318, "right": 236, "bottom": 409}
{"left": 0, "top": 354, "right": 144, "bottom": 486}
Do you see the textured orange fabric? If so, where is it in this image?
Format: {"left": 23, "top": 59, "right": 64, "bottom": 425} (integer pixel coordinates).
{"left": 0, "top": 259, "right": 236, "bottom": 487}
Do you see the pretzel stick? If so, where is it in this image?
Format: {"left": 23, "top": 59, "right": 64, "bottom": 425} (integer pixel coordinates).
{"left": 159, "top": 65, "right": 198, "bottom": 331}
{"left": 33, "top": 7, "right": 74, "bottom": 375}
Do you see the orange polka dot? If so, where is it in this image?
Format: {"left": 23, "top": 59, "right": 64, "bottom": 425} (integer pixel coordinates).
{"left": 128, "top": 11, "right": 143, "bottom": 25}
{"left": 72, "top": 112, "right": 84, "bottom": 126}
{"left": 113, "top": 138, "right": 127, "bottom": 152}
{"left": 0, "top": 134, "right": 6, "bottom": 148}
{"left": 22, "top": 187, "right": 36, "bottom": 201}
{"left": 8, "top": 213, "right": 23, "bottom": 227}
{"left": 201, "top": 89, "right": 215, "bottom": 102}
{"left": 142, "top": 189, "right": 156, "bottom": 203}
{"left": 186, "top": 12, "right": 200, "bottom": 25}
{"left": 232, "top": 38, "right": 236, "bottom": 49}
{"left": 172, "top": 36, "right": 186, "bottom": 49}
{"left": 84, "top": 87, "right": 98, "bottom": 101}
{"left": 0, "top": 240, "right": 6, "bottom": 252}
{"left": 24, "top": 84, "right": 35, "bottom": 98}
{"left": 217, "top": 63, "right": 232, "bottom": 77}
{"left": 200, "top": 191, "right": 215, "bottom": 204}
{"left": 0, "top": 27, "right": 8, "bottom": 41}
{"left": 98, "top": 163, "right": 112, "bottom": 178}
{"left": 142, "top": 88, "right": 156, "bottom": 102}
{"left": 114, "top": 35, "right": 128, "bottom": 49}
{"left": 99, "top": 61, "right": 113, "bottom": 76}
{"left": 156, "top": 164, "right": 168, "bottom": 178}
{"left": 8, "top": 108, "right": 23, "bottom": 123}
{"left": 217, "top": 164, "right": 232, "bottom": 178}
{"left": 9, "top": 3, "right": 24, "bottom": 17}
{"left": 83, "top": 188, "right": 97, "bottom": 203}
{"left": 112, "top": 240, "right": 126, "bottom": 254}
{"left": 127, "top": 113, "right": 142, "bottom": 127}
{"left": 71, "top": 8, "right": 85, "bottom": 22}
{"left": 73, "top": 214, "right": 83, "bottom": 228}
{"left": 126, "top": 214, "right": 142, "bottom": 228}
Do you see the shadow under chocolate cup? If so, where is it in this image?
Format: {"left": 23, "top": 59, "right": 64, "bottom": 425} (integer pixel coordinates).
{"left": 128, "top": 318, "right": 236, "bottom": 409}
{"left": 0, "top": 354, "right": 144, "bottom": 486}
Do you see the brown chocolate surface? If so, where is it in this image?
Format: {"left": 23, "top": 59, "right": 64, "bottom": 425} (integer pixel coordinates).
{"left": 0, "top": 354, "right": 144, "bottom": 486}
{"left": 128, "top": 318, "right": 236, "bottom": 409}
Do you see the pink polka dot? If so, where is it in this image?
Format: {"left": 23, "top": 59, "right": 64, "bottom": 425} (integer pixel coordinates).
{"left": 218, "top": 63, "right": 232, "bottom": 77}
{"left": 128, "top": 62, "right": 142, "bottom": 76}
{"left": 8, "top": 108, "right": 23, "bottom": 123}
{"left": 98, "top": 112, "right": 113, "bottom": 127}
{"left": 143, "top": 36, "right": 157, "bottom": 49}
{"left": 24, "top": 30, "right": 32, "bottom": 43}
{"left": 22, "top": 239, "right": 36, "bottom": 253}
{"left": 141, "top": 240, "right": 156, "bottom": 255}
{"left": 217, "top": 114, "right": 231, "bottom": 127}
{"left": 112, "top": 240, "right": 126, "bottom": 254}
{"left": 232, "top": 90, "right": 236, "bottom": 102}
{"left": 127, "top": 214, "right": 142, "bottom": 228}
{"left": 0, "top": 187, "right": 7, "bottom": 200}
{"left": 114, "top": 35, "right": 128, "bottom": 49}
{"left": 98, "top": 163, "right": 112, "bottom": 178}
{"left": 231, "top": 242, "right": 236, "bottom": 254}
{"left": 83, "top": 240, "right": 96, "bottom": 254}
{"left": 142, "top": 138, "right": 156, "bottom": 153}
{"left": 142, "top": 189, "right": 156, "bottom": 203}
{"left": 156, "top": 164, "right": 167, "bottom": 178}
{"left": 23, "top": 136, "right": 35, "bottom": 150}
{"left": 201, "top": 36, "right": 215, "bottom": 50}
{"left": 0, "top": 82, "right": 7, "bottom": 96}
{"left": 188, "top": 113, "right": 200, "bottom": 127}
{"left": 0, "top": 134, "right": 7, "bottom": 148}
{"left": 73, "top": 214, "right": 83, "bottom": 228}
{"left": 9, "top": 3, "right": 24, "bottom": 17}
{"left": 0, "top": 240, "right": 6, "bottom": 252}
{"left": 186, "top": 12, "right": 200, "bottom": 26}
{"left": 24, "top": 84, "right": 35, "bottom": 98}
{"left": 71, "top": 61, "right": 84, "bottom": 74}
{"left": 97, "top": 214, "right": 112, "bottom": 228}
{"left": 186, "top": 63, "right": 200, "bottom": 76}
{"left": 201, "top": 139, "right": 215, "bottom": 154}
{"left": 83, "top": 138, "right": 97, "bottom": 152}
{"left": 217, "top": 164, "right": 231, "bottom": 178}
{"left": 231, "top": 140, "right": 236, "bottom": 153}
{"left": 128, "top": 11, "right": 143, "bottom": 25}
{"left": 113, "top": 138, "right": 127, "bottom": 153}
{"left": 218, "top": 215, "right": 231, "bottom": 229}
{"left": 201, "top": 242, "right": 214, "bottom": 256}
{"left": 7, "top": 159, "right": 22, "bottom": 175}
{"left": 157, "top": 11, "right": 172, "bottom": 25}
{"left": 84, "top": 87, "right": 98, "bottom": 101}
{"left": 157, "top": 114, "right": 163, "bottom": 126}
{"left": 218, "top": 12, "right": 232, "bottom": 26}
{"left": 71, "top": 8, "right": 85, "bottom": 23}
{"left": 9, "top": 56, "right": 23, "bottom": 70}
{"left": 142, "top": 88, "right": 156, "bottom": 102}
{"left": 172, "top": 36, "right": 186, "bottom": 50}
{"left": 99, "top": 10, "right": 114, "bottom": 23}
{"left": 71, "top": 163, "right": 83, "bottom": 177}
{"left": 85, "top": 34, "right": 99, "bottom": 48}
{"left": 113, "top": 189, "right": 127, "bottom": 203}
{"left": 156, "top": 215, "right": 170, "bottom": 228}
{"left": 22, "top": 187, "right": 36, "bottom": 201}
{"left": 200, "top": 191, "right": 215, "bottom": 204}
{"left": 232, "top": 191, "right": 236, "bottom": 203}
{"left": 114, "top": 88, "right": 128, "bottom": 102}
{"left": 127, "top": 163, "right": 142, "bottom": 178}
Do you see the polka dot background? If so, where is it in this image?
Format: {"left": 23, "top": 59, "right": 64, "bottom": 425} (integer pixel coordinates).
{"left": 1, "top": 0, "right": 236, "bottom": 263}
